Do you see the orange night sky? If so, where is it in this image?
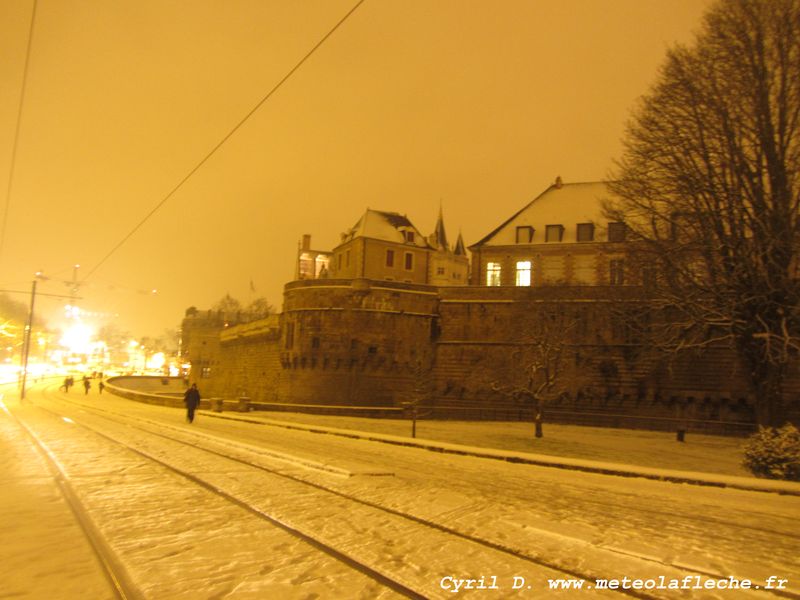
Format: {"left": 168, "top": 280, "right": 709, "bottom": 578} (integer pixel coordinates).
{"left": 0, "top": 0, "right": 711, "bottom": 337}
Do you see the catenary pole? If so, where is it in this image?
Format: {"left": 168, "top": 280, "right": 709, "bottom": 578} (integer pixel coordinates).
{"left": 20, "top": 278, "right": 36, "bottom": 400}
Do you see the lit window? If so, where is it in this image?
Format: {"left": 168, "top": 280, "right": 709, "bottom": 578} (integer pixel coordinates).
{"left": 486, "top": 262, "right": 501, "bottom": 286}
{"left": 515, "top": 226, "right": 534, "bottom": 243}
{"left": 298, "top": 251, "right": 314, "bottom": 279}
{"left": 576, "top": 223, "right": 594, "bottom": 242}
{"left": 315, "top": 255, "right": 329, "bottom": 278}
{"left": 201, "top": 367, "right": 211, "bottom": 378}
{"left": 515, "top": 261, "right": 532, "bottom": 286}
{"left": 545, "top": 225, "right": 564, "bottom": 242}
{"left": 386, "top": 249, "right": 394, "bottom": 267}
{"left": 610, "top": 259, "right": 625, "bottom": 285}
{"left": 404, "top": 252, "right": 414, "bottom": 270}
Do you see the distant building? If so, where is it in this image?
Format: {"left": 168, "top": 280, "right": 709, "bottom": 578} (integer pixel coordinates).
{"left": 322, "top": 208, "right": 469, "bottom": 285}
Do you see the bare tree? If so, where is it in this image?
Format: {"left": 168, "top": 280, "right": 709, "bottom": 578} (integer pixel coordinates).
{"left": 213, "top": 294, "right": 243, "bottom": 316}
{"left": 245, "top": 297, "right": 274, "bottom": 320}
{"left": 0, "top": 293, "right": 30, "bottom": 324}
{"left": 492, "top": 309, "right": 580, "bottom": 438}
{"left": 607, "top": 0, "right": 800, "bottom": 426}
{"left": 404, "top": 357, "right": 435, "bottom": 438}
{"left": 211, "top": 295, "right": 273, "bottom": 323}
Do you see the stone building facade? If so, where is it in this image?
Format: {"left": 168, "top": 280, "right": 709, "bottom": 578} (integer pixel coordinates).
{"left": 183, "top": 183, "right": 798, "bottom": 431}
{"left": 470, "top": 179, "right": 632, "bottom": 287}
{"left": 326, "top": 208, "right": 469, "bottom": 285}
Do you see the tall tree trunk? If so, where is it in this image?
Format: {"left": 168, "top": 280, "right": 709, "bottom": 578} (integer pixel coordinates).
{"left": 534, "top": 399, "right": 543, "bottom": 438}
{"left": 742, "top": 344, "right": 787, "bottom": 427}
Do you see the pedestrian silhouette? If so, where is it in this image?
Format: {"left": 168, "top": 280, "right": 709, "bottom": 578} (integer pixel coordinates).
{"left": 83, "top": 377, "right": 91, "bottom": 395}
{"left": 98, "top": 380, "right": 105, "bottom": 394}
{"left": 184, "top": 383, "right": 201, "bottom": 423}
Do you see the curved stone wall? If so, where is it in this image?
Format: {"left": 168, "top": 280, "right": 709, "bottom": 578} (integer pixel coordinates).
{"left": 278, "top": 279, "right": 439, "bottom": 406}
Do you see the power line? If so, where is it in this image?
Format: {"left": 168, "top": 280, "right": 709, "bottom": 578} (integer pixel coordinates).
{"left": 83, "top": 0, "right": 366, "bottom": 282}
{"left": 0, "top": 0, "right": 39, "bottom": 264}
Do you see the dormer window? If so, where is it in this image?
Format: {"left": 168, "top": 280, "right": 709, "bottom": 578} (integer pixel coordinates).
{"left": 515, "top": 226, "right": 534, "bottom": 243}
{"left": 608, "top": 222, "right": 627, "bottom": 242}
{"left": 576, "top": 223, "right": 595, "bottom": 242}
{"left": 405, "top": 231, "right": 415, "bottom": 243}
{"left": 545, "top": 224, "right": 564, "bottom": 242}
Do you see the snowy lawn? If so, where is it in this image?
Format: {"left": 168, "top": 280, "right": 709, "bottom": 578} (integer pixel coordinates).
{"left": 251, "top": 412, "right": 750, "bottom": 477}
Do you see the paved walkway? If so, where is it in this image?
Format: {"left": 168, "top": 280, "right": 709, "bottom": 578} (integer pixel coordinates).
{"left": 0, "top": 390, "right": 115, "bottom": 599}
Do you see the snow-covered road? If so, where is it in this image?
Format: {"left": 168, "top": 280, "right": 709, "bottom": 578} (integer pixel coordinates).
{"left": 2, "top": 385, "right": 798, "bottom": 599}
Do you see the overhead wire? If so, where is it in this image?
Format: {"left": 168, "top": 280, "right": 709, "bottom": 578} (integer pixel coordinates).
{"left": 0, "top": 0, "right": 39, "bottom": 265}
{"left": 82, "top": 0, "right": 366, "bottom": 282}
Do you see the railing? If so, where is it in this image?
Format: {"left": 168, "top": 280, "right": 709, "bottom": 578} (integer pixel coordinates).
{"left": 419, "top": 403, "right": 757, "bottom": 436}
{"left": 104, "top": 379, "right": 757, "bottom": 436}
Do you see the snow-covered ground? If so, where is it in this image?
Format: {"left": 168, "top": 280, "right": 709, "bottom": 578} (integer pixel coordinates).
{"left": 246, "top": 411, "right": 751, "bottom": 477}
{"left": 1, "top": 383, "right": 797, "bottom": 599}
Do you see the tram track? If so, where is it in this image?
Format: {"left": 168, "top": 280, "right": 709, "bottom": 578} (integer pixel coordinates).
{"left": 13, "top": 386, "right": 799, "bottom": 599}
{"left": 1, "top": 397, "right": 143, "bottom": 600}
{"left": 18, "top": 393, "right": 423, "bottom": 599}
{"left": 27, "top": 389, "right": 655, "bottom": 599}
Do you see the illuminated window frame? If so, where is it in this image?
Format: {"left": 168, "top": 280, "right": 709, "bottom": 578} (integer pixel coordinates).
{"left": 486, "top": 262, "right": 502, "bottom": 286}
{"left": 515, "top": 260, "right": 532, "bottom": 286}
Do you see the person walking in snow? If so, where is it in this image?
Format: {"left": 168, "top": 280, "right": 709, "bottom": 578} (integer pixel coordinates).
{"left": 184, "top": 383, "right": 201, "bottom": 424}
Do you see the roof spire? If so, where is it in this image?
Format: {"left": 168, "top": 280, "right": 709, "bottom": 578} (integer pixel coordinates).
{"left": 434, "top": 201, "right": 449, "bottom": 252}
{"left": 454, "top": 230, "right": 466, "bottom": 255}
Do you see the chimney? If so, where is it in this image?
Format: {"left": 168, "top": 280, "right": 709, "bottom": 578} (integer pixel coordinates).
{"left": 301, "top": 234, "right": 311, "bottom": 250}
{"left": 555, "top": 176, "right": 563, "bottom": 189}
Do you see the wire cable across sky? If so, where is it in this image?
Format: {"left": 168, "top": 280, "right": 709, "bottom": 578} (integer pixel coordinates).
{"left": 82, "top": 0, "right": 366, "bottom": 282}
{"left": 0, "top": 0, "right": 39, "bottom": 267}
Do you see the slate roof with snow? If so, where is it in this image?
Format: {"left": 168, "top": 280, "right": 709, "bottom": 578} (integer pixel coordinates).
{"left": 342, "top": 209, "right": 431, "bottom": 248}
{"left": 470, "top": 181, "right": 615, "bottom": 248}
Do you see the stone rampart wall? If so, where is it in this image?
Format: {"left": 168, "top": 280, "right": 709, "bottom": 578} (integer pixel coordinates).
{"left": 196, "top": 279, "right": 799, "bottom": 430}
{"left": 278, "top": 279, "right": 438, "bottom": 405}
